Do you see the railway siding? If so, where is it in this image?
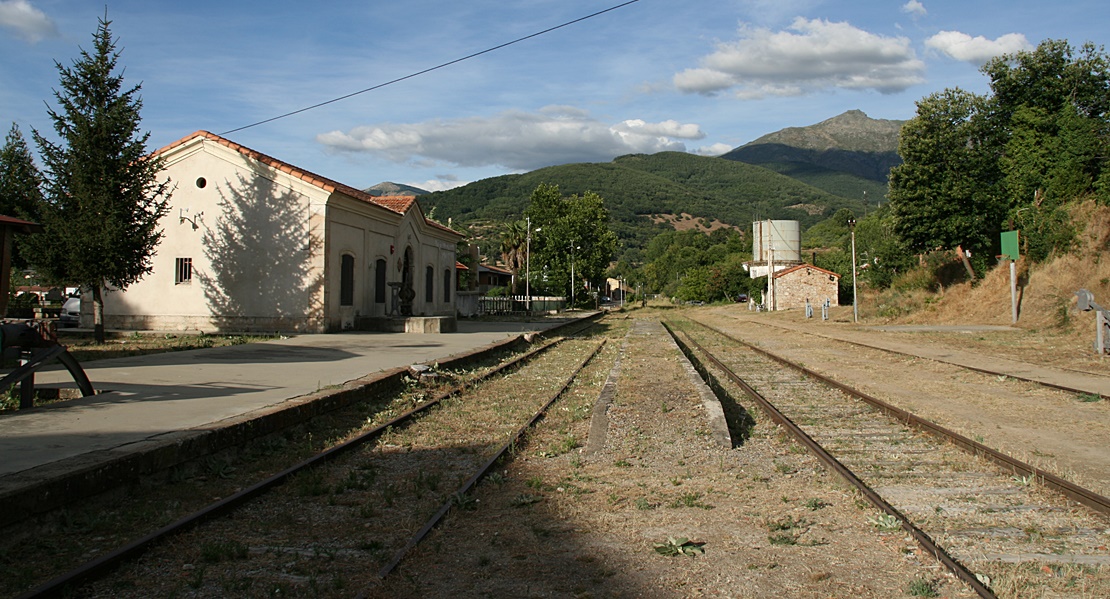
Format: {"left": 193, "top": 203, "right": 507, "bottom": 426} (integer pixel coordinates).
{"left": 680, "top": 317, "right": 1110, "bottom": 598}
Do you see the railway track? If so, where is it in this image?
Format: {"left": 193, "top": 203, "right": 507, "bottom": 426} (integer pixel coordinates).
{"left": 13, "top": 319, "right": 607, "bottom": 598}
{"left": 668, "top": 318, "right": 1110, "bottom": 599}
{"left": 729, "top": 316, "right": 1110, "bottom": 397}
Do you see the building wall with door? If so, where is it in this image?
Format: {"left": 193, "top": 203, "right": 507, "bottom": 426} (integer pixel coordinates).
{"left": 771, "top": 264, "right": 840, "bottom": 311}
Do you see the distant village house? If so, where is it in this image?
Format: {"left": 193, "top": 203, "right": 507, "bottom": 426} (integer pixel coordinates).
{"left": 770, "top": 264, "right": 840, "bottom": 311}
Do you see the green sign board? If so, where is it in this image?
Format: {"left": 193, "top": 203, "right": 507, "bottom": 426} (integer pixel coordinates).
{"left": 1001, "top": 230, "right": 1020, "bottom": 260}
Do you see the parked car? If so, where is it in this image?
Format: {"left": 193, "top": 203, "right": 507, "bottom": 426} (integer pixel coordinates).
{"left": 735, "top": 293, "right": 749, "bottom": 303}
{"left": 59, "top": 296, "right": 80, "bottom": 327}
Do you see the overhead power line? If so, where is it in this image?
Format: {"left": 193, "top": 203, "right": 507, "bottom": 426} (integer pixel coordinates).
{"left": 220, "top": 0, "right": 642, "bottom": 135}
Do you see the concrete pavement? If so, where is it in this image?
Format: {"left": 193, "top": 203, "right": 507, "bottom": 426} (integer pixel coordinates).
{"left": 0, "top": 319, "right": 573, "bottom": 504}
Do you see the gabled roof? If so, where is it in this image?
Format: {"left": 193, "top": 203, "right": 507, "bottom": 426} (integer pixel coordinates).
{"left": 478, "top": 263, "right": 513, "bottom": 276}
{"left": 154, "top": 131, "right": 462, "bottom": 238}
{"left": 772, "top": 263, "right": 840, "bottom": 279}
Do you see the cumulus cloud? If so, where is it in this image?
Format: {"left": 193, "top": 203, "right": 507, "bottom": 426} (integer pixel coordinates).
{"left": 901, "top": 1, "right": 927, "bottom": 17}
{"left": 317, "top": 106, "right": 705, "bottom": 171}
{"left": 925, "top": 31, "right": 1032, "bottom": 64}
{"left": 674, "top": 17, "right": 925, "bottom": 98}
{"left": 410, "top": 176, "right": 469, "bottom": 193}
{"left": 693, "top": 143, "right": 734, "bottom": 157}
{"left": 0, "top": 0, "right": 57, "bottom": 42}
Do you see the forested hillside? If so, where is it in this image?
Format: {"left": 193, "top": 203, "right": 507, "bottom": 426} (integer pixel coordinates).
{"left": 721, "top": 110, "right": 903, "bottom": 202}
{"left": 421, "top": 151, "right": 865, "bottom": 253}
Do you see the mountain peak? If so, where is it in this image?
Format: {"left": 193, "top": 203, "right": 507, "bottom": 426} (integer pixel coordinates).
{"left": 744, "top": 110, "right": 905, "bottom": 153}
{"left": 363, "top": 181, "right": 430, "bottom": 196}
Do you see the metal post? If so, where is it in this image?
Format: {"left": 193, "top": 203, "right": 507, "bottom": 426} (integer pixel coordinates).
{"left": 1099, "top": 311, "right": 1107, "bottom": 357}
{"left": 570, "top": 244, "right": 575, "bottom": 310}
{"left": 525, "top": 217, "right": 530, "bottom": 314}
{"left": 1010, "top": 260, "right": 1018, "bottom": 324}
{"left": 849, "top": 217, "right": 858, "bottom": 323}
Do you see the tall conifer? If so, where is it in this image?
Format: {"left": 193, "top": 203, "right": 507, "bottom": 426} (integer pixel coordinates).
{"left": 0, "top": 123, "right": 44, "bottom": 270}
{"left": 31, "top": 14, "right": 171, "bottom": 342}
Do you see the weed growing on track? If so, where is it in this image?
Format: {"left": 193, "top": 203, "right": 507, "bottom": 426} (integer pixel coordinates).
{"left": 906, "top": 577, "right": 940, "bottom": 597}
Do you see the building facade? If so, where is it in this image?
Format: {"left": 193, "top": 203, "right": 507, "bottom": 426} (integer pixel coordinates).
{"left": 770, "top": 264, "right": 840, "bottom": 311}
{"left": 97, "top": 131, "right": 463, "bottom": 333}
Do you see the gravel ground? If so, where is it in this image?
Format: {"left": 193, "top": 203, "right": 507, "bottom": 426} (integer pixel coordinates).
{"left": 370, "top": 315, "right": 973, "bottom": 598}
{"left": 12, "top": 304, "right": 1102, "bottom": 598}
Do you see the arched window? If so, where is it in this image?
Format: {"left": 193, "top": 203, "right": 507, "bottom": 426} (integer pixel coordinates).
{"left": 425, "top": 265, "right": 434, "bottom": 302}
{"left": 374, "top": 258, "right": 387, "bottom": 304}
{"left": 443, "top": 268, "right": 451, "bottom": 302}
{"left": 340, "top": 254, "right": 355, "bottom": 306}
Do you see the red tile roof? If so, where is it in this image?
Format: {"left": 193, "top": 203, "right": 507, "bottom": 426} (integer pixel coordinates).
{"left": 772, "top": 263, "right": 840, "bottom": 279}
{"left": 154, "top": 131, "right": 462, "bottom": 238}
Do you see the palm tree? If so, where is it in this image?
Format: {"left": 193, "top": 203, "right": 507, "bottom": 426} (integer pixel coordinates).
{"left": 499, "top": 220, "right": 527, "bottom": 292}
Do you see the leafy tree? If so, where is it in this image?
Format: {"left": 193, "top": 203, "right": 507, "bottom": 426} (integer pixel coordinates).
{"left": 888, "top": 88, "right": 1005, "bottom": 270}
{"left": 498, "top": 219, "right": 527, "bottom": 292}
{"left": 850, "top": 205, "right": 915, "bottom": 289}
{"left": 892, "top": 40, "right": 1110, "bottom": 270}
{"left": 524, "top": 184, "right": 618, "bottom": 303}
{"left": 30, "top": 15, "right": 171, "bottom": 342}
{"left": 0, "top": 123, "right": 43, "bottom": 270}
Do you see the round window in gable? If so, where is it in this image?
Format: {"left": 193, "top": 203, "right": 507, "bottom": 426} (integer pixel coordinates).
{"left": 195, "top": 177, "right": 207, "bottom": 189}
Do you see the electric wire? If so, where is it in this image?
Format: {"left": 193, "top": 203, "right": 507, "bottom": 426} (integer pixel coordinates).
{"left": 219, "top": 0, "right": 642, "bottom": 135}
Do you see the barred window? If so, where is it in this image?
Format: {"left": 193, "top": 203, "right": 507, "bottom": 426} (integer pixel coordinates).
{"left": 175, "top": 258, "right": 192, "bottom": 284}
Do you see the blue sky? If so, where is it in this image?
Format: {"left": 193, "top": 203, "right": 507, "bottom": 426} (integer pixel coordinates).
{"left": 2, "top": 1, "right": 1107, "bottom": 192}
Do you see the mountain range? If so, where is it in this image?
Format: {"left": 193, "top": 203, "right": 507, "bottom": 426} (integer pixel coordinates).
{"left": 376, "top": 110, "right": 905, "bottom": 254}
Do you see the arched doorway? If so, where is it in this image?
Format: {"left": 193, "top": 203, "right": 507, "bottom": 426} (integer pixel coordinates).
{"left": 400, "top": 246, "right": 415, "bottom": 315}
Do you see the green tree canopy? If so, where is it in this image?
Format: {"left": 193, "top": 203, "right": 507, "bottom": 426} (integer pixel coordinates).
{"left": 0, "top": 123, "right": 44, "bottom": 270}
{"left": 29, "top": 15, "right": 171, "bottom": 341}
{"left": 890, "top": 39, "right": 1110, "bottom": 268}
{"left": 888, "top": 88, "right": 1005, "bottom": 265}
{"left": 523, "top": 184, "right": 618, "bottom": 303}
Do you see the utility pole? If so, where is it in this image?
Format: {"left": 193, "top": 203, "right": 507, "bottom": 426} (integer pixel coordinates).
{"left": 848, "top": 217, "right": 858, "bottom": 323}
{"left": 525, "top": 217, "right": 530, "bottom": 314}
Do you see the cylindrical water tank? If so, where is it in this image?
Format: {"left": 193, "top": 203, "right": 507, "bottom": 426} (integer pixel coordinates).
{"left": 752, "top": 220, "right": 801, "bottom": 263}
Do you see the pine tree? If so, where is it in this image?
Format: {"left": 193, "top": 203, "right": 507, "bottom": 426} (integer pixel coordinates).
{"left": 0, "top": 123, "right": 44, "bottom": 270}
{"left": 30, "top": 14, "right": 171, "bottom": 342}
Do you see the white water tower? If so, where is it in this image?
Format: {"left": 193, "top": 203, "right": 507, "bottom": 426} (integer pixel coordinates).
{"left": 749, "top": 220, "right": 801, "bottom": 278}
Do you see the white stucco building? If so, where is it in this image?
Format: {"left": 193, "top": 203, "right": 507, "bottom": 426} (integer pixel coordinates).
{"left": 98, "top": 131, "right": 464, "bottom": 333}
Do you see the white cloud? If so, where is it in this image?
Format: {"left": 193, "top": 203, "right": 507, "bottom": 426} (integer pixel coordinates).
{"left": 925, "top": 31, "right": 1032, "bottom": 64}
{"left": 317, "top": 107, "right": 705, "bottom": 171}
{"left": 0, "top": 0, "right": 57, "bottom": 42}
{"left": 409, "top": 176, "right": 469, "bottom": 193}
{"left": 693, "top": 143, "right": 734, "bottom": 157}
{"left": 901, "top": 1, "right": 927, "bottom": 17}
{"left": 674, "top": 17, "right": 925, "bottom": 98}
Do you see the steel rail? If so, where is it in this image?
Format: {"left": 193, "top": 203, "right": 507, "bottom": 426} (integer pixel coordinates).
{"left": 15, "top": 318, "right": 604, "bottom": 599}
{"left": 368, "top": 338, "right": 608, "bottom": 586}
{"left": 688, "top": 318, "right": 1110, "bottom": 517}
{"left": 735, "top": 318, "right": 1108, "bottom": 397}
{"left": 664, "top": 322, "right": 997, "bottom": 598}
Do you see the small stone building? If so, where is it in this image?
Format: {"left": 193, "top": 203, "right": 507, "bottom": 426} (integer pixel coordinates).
{"left": 771, "top": 264, "right": 840, "bottom": 310}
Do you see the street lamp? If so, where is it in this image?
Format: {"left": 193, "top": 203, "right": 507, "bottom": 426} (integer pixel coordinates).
{"left": 569, "top": 243, "right": 580, "bottom": 309}
{"left": 526, "top": 219, "right": 540, "bottom": 314}
{"left": 848, "top": 217, "right": 858, "bottom": 323}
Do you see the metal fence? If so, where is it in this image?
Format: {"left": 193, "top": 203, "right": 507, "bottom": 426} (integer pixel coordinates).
{"left": 477, "top": 296, "right": 566, "bottom": 315}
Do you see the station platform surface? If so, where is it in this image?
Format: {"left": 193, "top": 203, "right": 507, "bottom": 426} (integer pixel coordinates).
{"left": 0, "top": 319, "right": 568, "bottom": 481}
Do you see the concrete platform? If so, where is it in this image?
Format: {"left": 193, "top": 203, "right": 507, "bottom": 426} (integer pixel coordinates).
{"left": 0, "top": 317, "right": 586, "bottom": 523}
